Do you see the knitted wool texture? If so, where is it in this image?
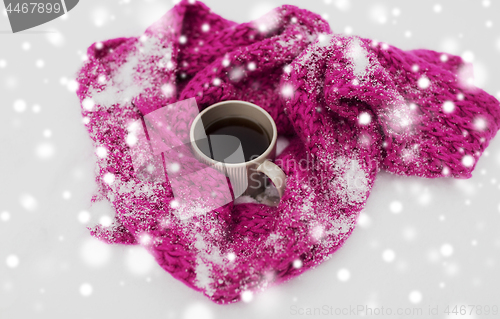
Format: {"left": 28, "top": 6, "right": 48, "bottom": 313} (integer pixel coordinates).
{"left": 76, "top": 0, "right": 500, "bottom": 304}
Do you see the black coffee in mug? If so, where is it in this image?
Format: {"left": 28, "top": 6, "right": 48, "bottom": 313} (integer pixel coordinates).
{"left": 195, "top": 117, "right": 270, "bottom": 163}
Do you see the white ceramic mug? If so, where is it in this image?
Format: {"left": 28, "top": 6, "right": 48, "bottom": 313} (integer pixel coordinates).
{"left": 190, "top": 100, "right": 286, "bottom": 205}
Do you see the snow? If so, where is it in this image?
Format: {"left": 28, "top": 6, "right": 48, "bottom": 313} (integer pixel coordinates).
{"left": 417, "top": 76, "right": 430, "bottom": 89}
{"left": 382, "top": 249, "right": 396, "bottom": 262}
{"left": 346, "top": 37, "right": 371, "bottom": 78}
{"left": 212, "top": 78, "right": 221, "bottom": 86}
{"left": 36, "top": 142, "right": 55, "bottom": 159}
{"left": 0, "top": 59, "right": 6, "bottom": 68}
{"left": 161, "top": 83, "right": 175, "bottom": 97}
{"left": 20, "top": 194, "right": 38, "bottom": 211}
{"left": 95, "top": 146, "right": 108, "bottom": 158}
{"left": 250, "top": 3, "right": 279, "bottom": 33}
{"left": 92, "top": 7, "right": 109, "bottom": 27}
{"left": 442, "top": 101, "right": 455, "bottom": 113}
{"left": 139, "top": 233, "right": 152, "bottom": 245}
{"left": 334, "top": 0, "right": 351, "bottom": 12}
{"left": 222, "top": 66, "right": 241, "bottom": 83}
{"left": 440, "top": 244, "right": 454, "bottom": 257}
{"left": 330, "top": 158, "right": 369, "bottom": 205}
{"left": 408, "top": 290, "right": 422, "bottom": 304}
{"left": 357, "top": 212, "right": 371, "bottom": 228}
{"left": 103, "top": 172, "right": 115, "bottom": 185}
{"left": 193, "top": 234, "right": 225, "bottom": 296}
{"left": 444, "top": 262, "right": 460, "bottom": 276}
{"left": 316, "top": 33, "right": 333, "bottom": 48}
{"left": 473, "top": 117, "right": 487, "bottom": 131}
{"left": 97, "top": 75, "right": 107, "bottom": 84}
{"left": 78, "top": 210, "right": 91, "bottom": 224}
{"left": 66, "top": 80, "right": 79, "bottom": 92}
{"left": 358, "top": 112, "right": 371, "bottom": 125}
{"left": 6, "top": 255, "right": 19, "bottom": 268}
{"left": 0, "top": 211, "right": 10, "bottom": 222}
{"left": 22, "top": 42, "right": 30, "bottom": 51}
{"left": 440, "top": 38, "right": 460, "bottom": 54}
{"left": 194, "top": 259, "right": 214, "bottom": 295}
{"left": 293, "top": 259, "right": 303, "bottom": 268}
{"left": 88, "top": 36, "right": 174, "bottom": 109}
{"left": 125, "top": 129, "right": 138, "bottom": 146}
{"left": 418, "top": 189, "right": 432, "bottom": 205}
{"left": 81, "top": 238, "right": 112, "bottom": 267}
{"left": 310, "top": 224, "right": 325, "bottom": 241}
{"left": 35, "top": 60, "right": 45, "bottom": 68}
{"left": 184, "top": 303, "right": 214, "bottom": 319}
{"left": 369, "top": 5, "right": 388, "bottom": 24}
{"left": 462, "top": 155, "right": 474, "bottom": 167}
{"left": 281, "top": 84, "right": 294, "bottom": 98}
{"left": 79, "top": 283, "right": 93, "bottom": 297}
{"left": 241, "top": 290, "right": 253, "bottom": 303}
{"left": 402, "top": 227, "right": 417, "bottom": 241}
{"left": 389, "top": 201, "right": 403, "bottom": 214}
{"left": 461, "top": 51, "right": 474, "bottom": 63}
{"left": 247, "top": 62, "right": 256, "bottom": 71}
{"left": 13, "top": 99, "right": 27, "bottom": 112}
{"left": 201, "top": 23, "right": 210, "bottom": 32}
{"left": 170, "top": 199, "right": 180, "bottom": 209}
{"left": 62, "top": 191, "right": 71, "bottom": 200}
{"left": 337, "top": 268, "right": 350, "bottom": 282}
{"left": 126, "top": 246, "right": 155, "bottom": 275}
{"left": 169, "top": 162, "right": 181, "bottom": 173}
{"left": 99, "top": 215, "right": 112, "bottom": 227}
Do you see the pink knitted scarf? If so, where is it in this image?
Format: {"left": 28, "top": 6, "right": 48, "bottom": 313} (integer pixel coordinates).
{"left": 76, "top": 0, "right": 500, "bottom": 303}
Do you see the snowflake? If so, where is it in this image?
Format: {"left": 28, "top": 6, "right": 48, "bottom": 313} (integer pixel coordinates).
{"left": 462, "top": 155, "right": 474, "bottom": 167}
{"left": 337, "top": 268, "right": 350, "bottom": 282}
{"left": 358, "top": 112, "right": 371, "bottom": 125}
{"left": 417, "top": 76, "right": 430, "bottom": 89}
{"left": 103, "top": 172, "right": 115, "bottom": 185}
{"left": 241, "top": 290, "right": 253, "bottom": 303}
{"left": 382, "top": 249, "right": 396, "bottom": 262}
{"left": 82, "top": 98, "right": 95, "bottom": 111}
{"left": 408, "top": 290, "right": 422, "bottom": 304}
{"left": 442, "top": 101, "right": 455, "bottom": 113}
{"left": 79, "top": 283, "right": 93, "bottom": 297}
{"left": 281, "top": 84, "right": 294, "bottom": 98}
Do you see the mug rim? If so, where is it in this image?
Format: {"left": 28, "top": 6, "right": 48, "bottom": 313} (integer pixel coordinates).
{"left": 189, "top": 100, "right": 278, "bottom": 167}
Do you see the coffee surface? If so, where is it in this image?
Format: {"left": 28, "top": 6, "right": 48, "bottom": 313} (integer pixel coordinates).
{"left": 196, "top": 117, "right": 270, "bottom": 163}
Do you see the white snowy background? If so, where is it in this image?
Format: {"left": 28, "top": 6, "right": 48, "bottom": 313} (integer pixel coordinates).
{"left": 1, "top": 0, "right": 500, "bottom": 318}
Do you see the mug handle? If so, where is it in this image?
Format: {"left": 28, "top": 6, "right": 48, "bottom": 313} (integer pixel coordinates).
{"left": 256, "top": 160, "right": 287, "bottom": 200}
